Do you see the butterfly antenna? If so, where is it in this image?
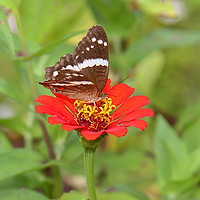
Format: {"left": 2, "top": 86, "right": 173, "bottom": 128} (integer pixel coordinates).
{"left": 104, "top": 74, "right": 132, "bottom": 98}
{"left": 119, "top": 74, "right": 132, "bottom": 84}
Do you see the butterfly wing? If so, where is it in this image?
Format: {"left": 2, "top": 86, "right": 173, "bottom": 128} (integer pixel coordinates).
{"left": 73, "top": 25, "right": 109, "bottom": 93}
{"left": 39, "top": 54, "right": 99, "bottom": 100}
{"left": 39, "top": 25, "right": 109, "bottom": 102}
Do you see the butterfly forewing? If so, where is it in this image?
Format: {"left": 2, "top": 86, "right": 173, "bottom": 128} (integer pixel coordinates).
{"left": 73, "top": 25, "right": 109, "bottom": 93}
{"left": 39, "top": 25, "right": 109, "bottom": 102}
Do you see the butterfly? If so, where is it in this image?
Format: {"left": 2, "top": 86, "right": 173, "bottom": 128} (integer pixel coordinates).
{"left": 39, "top": 25, "right": 109, "bottom": 102}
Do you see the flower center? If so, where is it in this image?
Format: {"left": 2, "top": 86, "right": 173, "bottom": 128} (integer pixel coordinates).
{"left": 74, "top": 97, "right": 116, "bottom": 132}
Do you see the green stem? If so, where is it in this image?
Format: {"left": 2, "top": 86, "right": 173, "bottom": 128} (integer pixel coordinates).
{"left": 84, "top": 147, "right": 97, "bottom": 200}
{"left": 51, "top": 165, "right": 63, "bottom": 199}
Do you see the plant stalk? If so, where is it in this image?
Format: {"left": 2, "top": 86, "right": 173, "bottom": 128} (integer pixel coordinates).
{"left": 84, "top": 147, "right": 97, "bottom": 200}
{"left": 37, "top": 117, "right": 56, "bottom": 159}
{"left": 51, "top": 165, "right": 63, "bottom": 199}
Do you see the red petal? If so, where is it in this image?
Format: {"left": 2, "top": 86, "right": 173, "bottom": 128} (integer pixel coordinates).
{"left": 112, "top": 96, "right": 150, "bottom": 120}
{"left": 102, "top": 79, "right": 111, "bottom": 94}
{"left": 81, "top": 129, "right": 105, "bottom": 140}
{"left": 112, "top": 108, "right": 154, "bottom": 125}
{"left": 36, "top": 105, "right": 74, "bottom": 122}
{"left": 35, "top": 95, "right": 75, "bottom": 119}
{"left": 107, "top": 83, "right": 135, "bottom": 107}
{"left": 53, "top": 92, "right": 76, "bottom": 114}
{"left": 106, "top": 126, "right": 128, "bottom": 137}
{"left": 48, "top": 116, "right": 76, "bottom": 125}
{"left": 120, "top": 120, "right": 148, "bottom": 131}
{"left": 61, "top": 124, "right": 83, "bottom": 132}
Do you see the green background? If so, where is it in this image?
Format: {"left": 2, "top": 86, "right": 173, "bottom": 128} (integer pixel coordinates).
{"left": 0, "top": 0, "right": 200, "bottom": 199}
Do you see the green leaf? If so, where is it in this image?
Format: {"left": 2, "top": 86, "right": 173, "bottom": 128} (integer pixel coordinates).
{"left": 0, "top": 117, "right": 29, "bottom": 134}
{"left": 24, "top": 30, "right": 85, "bottom": 60}
{"left": 154, "top": 115, "right": 190, "bottom": 190}
{"left": 19, "top": 0, "right": 63, "bottom": 43}
{"left": 0, "top": 171, "right": 46, "bottom": 191}
{"left": 0, "top": 0, "right": 21, "bottom": 17}
{"left": 0, "top": 188, "right": 49, "bottom": 200}
{"left": 114, "top": 185, "right": 150, "bottom": 200}
{"left": 61, "top": 133, "right": 82, "bottom": 164}
{"left": 0, "top": 149, "right": 58, "bottom": 181}
{"left": 183, "top": 119, "right": 200, "bottom": 152}
{"left": 125, "top": 29, "right": 200, "bottom": 66}
{"left": 0, "top": 9, "right": 15, "bottom": 57}
{"left": 0, "top": 78, "right": 21, "bottom": 102}
{"left": 155, "top": 116, "right": 200, "bottom": 194}
{"left": 162, "top": 175, "right": 200, "bottom": 194}
{"left": 96, "top": 148, "right": 145, "bottom": 171}
{"left": 59, "top": 191, "right": 87, "bottom": 200}
{"left": 99, "top": 192, "right": 137, "bottom": 200}
{"left": 0, "top": 132, "right": 12, "bottom": 153}
{"left": 175, "top": 100, "right": 200, "bottom": 134}
{"left": 86, "top": 0, "right": 136, "bottom": 37}
{"left": 188, "top": 147, "right": 200, "bottom": 175}
{"left": 134, "top": 51, "right": 165, "bottom": 94}
{"left": 139, "top": 0, "right": 176, "bottom": 17}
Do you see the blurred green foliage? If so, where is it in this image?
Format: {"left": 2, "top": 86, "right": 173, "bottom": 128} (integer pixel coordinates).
{"left": 0, "top": 0, "right": 200, "bottom": 199}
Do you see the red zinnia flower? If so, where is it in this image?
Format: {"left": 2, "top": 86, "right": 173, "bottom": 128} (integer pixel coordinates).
{"left": 35, "top": 79, "right": 154, "bottom": 140}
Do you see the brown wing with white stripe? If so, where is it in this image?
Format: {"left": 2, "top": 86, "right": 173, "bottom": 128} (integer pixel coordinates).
{"left": 39, "top": 25, "right": 109, "bottom": 102}
{"left": 39, "top": 54, "right": 99, "bottom": 100}
{"left": 72, "top": 25, "right": 109, "bottom": 93}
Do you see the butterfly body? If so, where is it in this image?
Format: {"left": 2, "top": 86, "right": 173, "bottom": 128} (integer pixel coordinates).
{"left": 39, "top": 25, "right": 109, "bottom": 102}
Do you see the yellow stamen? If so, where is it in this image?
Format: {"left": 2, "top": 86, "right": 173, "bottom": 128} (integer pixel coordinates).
{"left": 74, "top": 97, "right": 116, "bottom": 131}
